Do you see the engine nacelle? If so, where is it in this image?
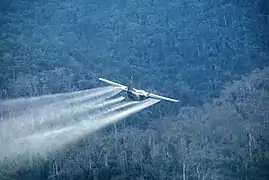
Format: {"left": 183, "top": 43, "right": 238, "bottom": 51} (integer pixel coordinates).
{"left": 127, "top": 91, "right": 147, "bottom": 101}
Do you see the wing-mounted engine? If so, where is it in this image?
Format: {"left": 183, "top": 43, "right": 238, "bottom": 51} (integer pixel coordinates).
{"left": 132, "top": 88, "right": 149, "bottom": 96}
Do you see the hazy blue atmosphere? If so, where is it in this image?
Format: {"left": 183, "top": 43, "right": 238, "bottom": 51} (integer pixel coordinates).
{"left": 0, "top": 0, "right": 269, "bottom": 179}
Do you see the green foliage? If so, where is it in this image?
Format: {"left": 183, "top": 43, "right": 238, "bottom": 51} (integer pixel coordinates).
{"left": 1, "top": 0, "right": 269, "bottom": 179}
{"left": 0, "top": 0, "right": 268, "bottom": 104}
{"left": 1, "top": 66, "right": 268, "bottom": 179}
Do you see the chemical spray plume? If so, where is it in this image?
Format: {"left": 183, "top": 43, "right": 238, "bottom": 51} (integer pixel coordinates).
{"left": 0, "top": 99, "right": 159, "bottom": 160}
{"left": 0, "top": 86, "right": 119, "bottom": 119}
{"left": 38, "top": 96, "right": 126, "bottom": 129}
{"left": 0, "top": 87, "right": 121, "bottom": 143}
{"left": 1, "top": 86, "right": 114, "bottom": 107}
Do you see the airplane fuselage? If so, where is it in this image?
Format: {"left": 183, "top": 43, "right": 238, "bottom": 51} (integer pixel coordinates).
{"left": 127, "top": 90, "right": 147, "bottom": 101}
{"left": 126, "top": 88, "right": 149, "bottom": 101}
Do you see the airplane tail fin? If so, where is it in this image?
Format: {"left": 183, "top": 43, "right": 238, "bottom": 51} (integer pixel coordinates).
{"left": 127, "top": 76, "right": 133, "bottom": 91}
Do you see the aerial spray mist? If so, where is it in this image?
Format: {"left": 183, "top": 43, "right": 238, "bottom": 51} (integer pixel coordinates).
{"left": 0, "top": 98, "right": 159, "bottom": 160}
{"left": 0, "top": 87, "right": 121, "bottom": 147}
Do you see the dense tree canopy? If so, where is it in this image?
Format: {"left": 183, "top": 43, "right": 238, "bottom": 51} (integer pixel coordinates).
{"left": 0, "top": 0, "right": 268, "bottom": 179}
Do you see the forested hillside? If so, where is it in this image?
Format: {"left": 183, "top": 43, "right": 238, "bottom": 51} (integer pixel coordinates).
{"left": 1, "top": 67, "right": 268, "bottom": 180}
{"left": 0, "top": 0, "right": 268, "bottom": 179}
{"left": 1, "top": 0, "right": 268, "bottom": 102}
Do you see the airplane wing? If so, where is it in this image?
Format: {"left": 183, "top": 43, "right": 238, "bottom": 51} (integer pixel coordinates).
{"left": 99, "top": 78, "right": 128, "bottom": 91}
{"left": 148, "top": 93, "right": 179, "bottom": 103}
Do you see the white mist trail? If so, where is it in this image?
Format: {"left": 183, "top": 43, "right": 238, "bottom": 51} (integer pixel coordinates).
{"left": 38, "top": 95, "right": 125, "bottom": 124}
{"left": 0, "top": 86, "right": 119, "bottom": 119}
{"left": 101, "top": 101, "right": 139, "bottom": 115}
{"left": 38, "top": 96, "right": 126, "bottom": 129}
{"left": 0, "top": 99, "right": 160, "bottom": 159}
{"left": 0, "top": 87, "right": 121, "bottom": 142}
{"left": 0, "top": 86, "right": 114, "bottom": 108}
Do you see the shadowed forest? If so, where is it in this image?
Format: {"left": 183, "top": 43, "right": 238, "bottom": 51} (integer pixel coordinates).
{"left": 0, "top": 0, "right": 269, "bottom": 179}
